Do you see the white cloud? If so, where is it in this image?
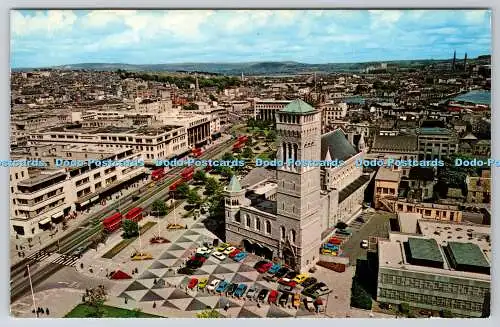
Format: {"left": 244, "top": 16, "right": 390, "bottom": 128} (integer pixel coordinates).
{"left": 81, "top": 10, "right": 137, "bottom": 28}
{"left": 464, "top": 11, "right": 487, "bottom": 24}
{"left": 11, "top": 10, "right": 77, "bottom": 36}
{"left": 369, "top": 10, "right": 402, "bottom": 29}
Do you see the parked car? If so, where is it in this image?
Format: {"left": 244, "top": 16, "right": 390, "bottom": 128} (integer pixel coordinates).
{"left": 263, "top": 272, "right": 277, "bottom": 282}
{"left": 212, "top": 251, "right": 227, "bottom": 261}
{"left": 206, "top": 279, "right": 221, "bottom": 291}
{"left": 336, "top": 228, "right": 352, "bottom": 236}
{"left": 178, "top": 266, "right": 195, "bottom": 275}
{"left": 198, "top": 278, "right": 208, "bottom": 290}
{"left": 274, "top": 267, "right": 290, "bottom": 278}
{"left": 279, "top": 292, "right": 289, "bottom": 306}
{"left": 304, "top": 297, "right": 315, "bottom": 312}
{"left": 226, "top": 283, "right": 238, "bottom": 296}
{"left": 216, "top": 243, "right": 230, "bottom": 252}
{"left": 196, "top": 247, "right": 213, "bottom": 256}
{"left": 223, "top": 246, "right": 236, "bottom": 255}
{"left": 216, "top": 280, "right": 229, "bottom": 293}
{"left": 301, "top": 277, "right": 317, "bottom": 288}
{"left": 229, "top": 248, "right": 241, "bottom": 258}
{"left": 268, "top": 290, "right": 279, "bottom": 304}
{"left": 254, "top": 260, "right": 269, "bottom": 269}
{"left": 246, "top": 287, "right": 258, "bottom": 299}
{"left": 278, "top": 284, "right": 294, "bottom": 293}
{"left": 71, "top": 246, "right": 86, "bottom": 257}
{"left": 257, "top": 289, "right": 269, "bottom": 302}
{"left": 233, "top": 252, "right": 248, "bottom": 262}
{"left": 293, "top": 293, "right": 301, "bottom": 308}
{"left": 268, "top": 263, "right": 281, "bottom": 274}
{"left": 278, "top": 278, "right": 297, "bottom": 288}
{"left": 188, "top": 278, "right": 198, "bottom": 290}
{"left": 284, "top": 271, "right": 298, "bottom": 280}
{"left": 314, "top": 284, "right": 330, "bottom": 297}
{"left": 293, "top": 273, "right": 309, "bottom": 284}
{"left": 361, "top": 240, "right": 369, "bottom": 249}
{"left": 234, "top": 284, "right": 248, "bottom": 297}
{"left": 257, "top": 262, "right": 273, "bottom": 273}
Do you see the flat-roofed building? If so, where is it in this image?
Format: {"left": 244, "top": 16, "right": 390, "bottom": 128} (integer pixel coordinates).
{"left": 418, "top": 127, "right": 459, "bottom": 160}
{"left": 254, "top": 99, "right": 292, "bottom": 121}
{"left": 377, "top": 221, "right": 491, "bottom": 317}
{"left": 374, "top": 167, "right": 401, "bottom": 210}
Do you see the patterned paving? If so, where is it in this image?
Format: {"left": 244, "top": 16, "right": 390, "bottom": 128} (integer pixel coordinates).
{"left": 118, "top": 226, "right": 317, "bottom": 318}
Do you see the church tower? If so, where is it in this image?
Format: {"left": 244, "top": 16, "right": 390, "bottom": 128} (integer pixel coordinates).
{"left": 224, "top": 175, "right": 246, "bottom": 245}
{"left": 275, "top": 99, "right": 322, "bottom": 271}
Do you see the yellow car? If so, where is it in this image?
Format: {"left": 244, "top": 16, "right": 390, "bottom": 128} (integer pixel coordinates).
{"left": 131, "top": 252, "right": 153, "bottom": 261}
{"left": 216, "top": 243, "right": 230, "bottom": 252}
{"left": 321, "top": 248, "right": 332, "bottom": 254}
{"left": 198, "top": 278, "right": 208, "bottom": 290}
{"left": 293, "top": 293, "right": 301, "bottom": 308}
{"left": 293, "top": 273, "right": 309, "bottom": 284}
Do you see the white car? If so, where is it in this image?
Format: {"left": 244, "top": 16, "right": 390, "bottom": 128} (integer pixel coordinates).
{"left": 223, "top": 246, "right": 236, "bottom": 255}
{"left": 196, "top": 247, "right": 213, "bottom": 256}
{"left": 206, "top": 279, "right": 221, "bottom": 291}
{"left": 315, "top": 285, "right": 330, "bottom": 297}
{"left": 212, "top": 251, "right": 227, "bottom": 261}
{"left": 361, "top": 240, "right": 369, "bottom": 249}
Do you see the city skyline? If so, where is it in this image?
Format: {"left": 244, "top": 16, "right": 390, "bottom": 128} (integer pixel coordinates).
{"left": 11, "top": 9, "right": 491, "bottom": 68}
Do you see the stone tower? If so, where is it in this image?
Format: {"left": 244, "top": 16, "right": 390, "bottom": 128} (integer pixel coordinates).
{"left": 224, "top": 175, "right": 246, "bottom": 244}
{"left": 275, "top": 99, "right": 322, "bottom": 271}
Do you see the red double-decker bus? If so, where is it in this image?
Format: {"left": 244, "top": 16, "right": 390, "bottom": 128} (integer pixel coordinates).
{"left": 103, "top": 212, "right": 123, "bottom": 232}
{"left": 237, "top": 135, "right": 248, "bottom": 143}
{"left": 151, "top": 168, "right": 165, "bottom": 181}
{"left": 124, "top": 207, "right": 143, "bottom": 223}
{"left": 233, "top": 141, "right": 244, "bottom": 151}
{"left": 192, "top": 148, "right": 204, "bottom": 158}
{"left": 169, "top": 179, "right": 183, "bottom": 191}
{"left": 181, "top": 167, "right": 195, "bottom": 179}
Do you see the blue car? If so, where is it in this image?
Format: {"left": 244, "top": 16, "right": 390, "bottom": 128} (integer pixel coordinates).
{"left": 216, "top": 280, "right": 229, "bottom": 293}
{"left": 234, "top": 283, "right": 248, "bottom": 297}
{"left": 234, "top": 252, "right": 248, "bottom": 262}
{"left": 268, "top": 263, "right": 281, "bottom": 274}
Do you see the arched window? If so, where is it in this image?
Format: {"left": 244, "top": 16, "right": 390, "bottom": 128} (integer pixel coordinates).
{"left": 235, "top": 212, "right": 241, "bottom": 223}
{"left": 280, "top": 226, "right": 286, "bottom": 240}
{"left": 246, "top": 215, "right": 251, "bottom": 228}
{"left": 256, "top": 218, "right": 261, "bottom": 231}
{"left": 266, "top": 221, "right": 272, "bottom": 234}
{"left": 290, "top": 229, "right": 296, "bottom": 243}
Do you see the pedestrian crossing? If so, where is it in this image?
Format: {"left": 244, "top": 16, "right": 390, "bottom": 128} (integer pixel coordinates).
{"left": 50, "top": 254, "right": 79, "bottom": 267}
{"left": 26, "top": 250, "right": 52, "bottom": 262}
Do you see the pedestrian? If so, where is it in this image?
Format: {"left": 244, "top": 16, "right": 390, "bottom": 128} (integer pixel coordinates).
{"left": 40, "top": 308, "right": 44, "bottom": 314}
{"left": 125, "top": 297, "right": 128, "bottom": 304}
{"left": 46, "top": 308, "right": 49, "bottom": 315}
{"left": 153, "top": 302, "right": 156, "bottom": 308}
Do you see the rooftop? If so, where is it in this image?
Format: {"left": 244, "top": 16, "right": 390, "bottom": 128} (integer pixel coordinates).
{"left": 321, "top": 129, "right": 358, "bottom": 161}
{"left": 447, "top": 242, "right": 490, "bottom": 269}
{"left": 371, "top": 135, "right": 418, "bottom": 152}
{"left": 407, "top": 237, "right": 444, "bottom": 264}
{"left": 281, "top": 99, "right": 316, "bottom": 114}
{"left": 339, "top": 174, "right": 371, "bottom": 203}
{"left": 375, "top": 167, "right": 401, "bottom": 182}
{"left": 227, "top": 175, "right": 242, "bottom": 193}
{"left": 419, "top": 127, "right": 451, "bottom": 135}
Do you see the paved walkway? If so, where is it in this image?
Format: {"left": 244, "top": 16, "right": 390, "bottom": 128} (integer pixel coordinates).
{"left": 10, "top": 287, "right": 83, "bottom": 318}
{"left": 10, "top": 178, "right": 150, "bottom": 265}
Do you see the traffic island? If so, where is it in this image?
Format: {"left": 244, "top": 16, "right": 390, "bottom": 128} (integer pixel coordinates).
{"left": 101, "top": 222, "right": 156, "bottom": 259}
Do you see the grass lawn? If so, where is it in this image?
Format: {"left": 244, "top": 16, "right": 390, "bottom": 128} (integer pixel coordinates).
{"left": 65, "top": 304, "right": 161, "bottom": 318}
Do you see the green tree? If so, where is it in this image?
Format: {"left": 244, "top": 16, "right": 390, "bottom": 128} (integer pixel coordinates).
{"left": 83, "top": 286, "right": 107, "bottom": 317}
{"left": 176, "top": 182, "right": 190, "bottom": 198}
{"left": 266, "top": 130, "right": 277, "bottom": 142}
{"left": 151, "top": 199, "right": 167, "bottom": 216}
{"left": 194, "top": 170, "right": 207, "bottom": 182}
{"left": 196, "top": 308, "right": 221, "bottom": 318}
{"left": 222, "top": 152, "right": 236, "bottom": 161}
{"left": 219, "top": 166, "right": 234, "bottom": 179}
{"left": 242, "top": 146, "right": 254, "bottom": 159}
{"left": 208, "top": 194, "right": 225, "bottom": 219}
{"left": 122, "top": 219, "right": 139, "bottom": 239}
{"left": 350, "top": 279, "right": 372, "bottom": 310}
{"left": 205, "top": 177, "right": 221, "bottom": 195}
{"left": 187, "top": 190, "right": 202, "bottom": 207}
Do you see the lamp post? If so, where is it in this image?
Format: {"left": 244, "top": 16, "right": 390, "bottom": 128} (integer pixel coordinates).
{"left": 27, "top": 264, "right": 37, "bottom": 318}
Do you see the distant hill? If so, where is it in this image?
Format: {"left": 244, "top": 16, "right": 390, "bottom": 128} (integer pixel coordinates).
{"left": 12, "top": 56, "right": 490, "bottom": 75}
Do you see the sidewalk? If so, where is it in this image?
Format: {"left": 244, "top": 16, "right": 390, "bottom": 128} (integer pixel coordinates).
{"left": 10, "top": 178, "right": 150, "bottom": 266}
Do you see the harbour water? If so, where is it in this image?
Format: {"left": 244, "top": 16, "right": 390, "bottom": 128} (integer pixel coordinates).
{"left": 452, "top": 90, "right": 491, "bottom": 105}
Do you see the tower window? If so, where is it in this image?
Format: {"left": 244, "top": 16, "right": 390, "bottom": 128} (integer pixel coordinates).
{"left": 290, "top": 229, "right": 297, "bottom": 243}
{"left": 266, "top": 221, "right": 272, "bottom": 234}
{"left": 280, "top": 226, "right": 286, "bottom": 240}
{"left": 246, "top": 215, "right": 251, "bottom": 227}
{"left": 235, "top": 212, "right": 241, "bottom": 223}
{"left": 256, "top": 218, "right": 261, "bottom": 231}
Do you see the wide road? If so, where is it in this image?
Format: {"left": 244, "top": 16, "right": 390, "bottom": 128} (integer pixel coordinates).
{"left": 10, "top": 137, "right": 236, "bottom": 302}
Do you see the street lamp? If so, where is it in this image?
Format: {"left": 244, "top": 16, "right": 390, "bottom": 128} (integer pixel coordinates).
{"left": 26, "top": 264, "right": 38, "bottom": 318}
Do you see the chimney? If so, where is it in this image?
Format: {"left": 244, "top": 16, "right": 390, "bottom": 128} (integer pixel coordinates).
{"left": 452, "top": 50, "right": 456, "bottom": 71}
{"left": 464, "top": 53, "right": 468, "bottom": 72}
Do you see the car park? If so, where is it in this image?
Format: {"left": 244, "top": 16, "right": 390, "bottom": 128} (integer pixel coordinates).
{"left": 226, "top": 283, "right": 238, "bottom": 296}
{"left": 293, "top": 273, "right": 309, "bottom": 284}
{"left": 257, "top": 262, "right": 273, "bottom": 273}
{"left": 228, "top": 248, "right": 241, "bottom": 258}
{"left": 223, "top": 246, "right": 236, "bottom": 255}
{"left": 268, "top": 290, "right": 279, "bottom": 304}
{"left": 206, "top": 279, "right": 221, "bottom": 291}
{"left": 257, "top": 289, "right": 269, "bottom": 302}
{"left": 234, "top": 284, "right": 248, "bottom": 297}
{"left": 233, "top": 252, "right": 248, "bottom": 262}
{"left": 198, "top": 278, "right": 208, "bottom": 290}
{"left": 301, "top": 277, "right": 317, "bottom": 288}
{"left": 216, "top": 280, "right": 230, "bottom": 293}
{"left": 211, "top": 251, "right": 227, "bottom": 261}
{"left": 188, "top": 278, "right": 198, "bottom": 289}
{"left": 246, "top": 287, "right": 258, "bottom": 299}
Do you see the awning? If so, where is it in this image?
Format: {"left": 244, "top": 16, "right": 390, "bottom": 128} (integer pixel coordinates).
{"left": 90, "top": 196, "right": 100, "bottom": 202}
{"left": 51, "top": 211, "right": 64, "bottom": 219}
{"left": 81, "top": 200, "right": 90, "bottom": 206}
{"left": 38, "top": 217, "right": 52, "bottom": 225}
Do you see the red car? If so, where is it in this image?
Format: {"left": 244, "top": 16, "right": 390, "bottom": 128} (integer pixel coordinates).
{"left": 257, "top": 262, "right": 273, "bottom": 273}
{"left": 277, "top": 278, "right": 297, "bottom": 288}
{"left": 229, "top": 249, "right": 241, "bottom": 258}
{"left": 188, "top": 278, "right": 199, "bottom": 289}
{"left": 268, "top": 290, "right": 279, "bottom": 304}
{"left": 191, "top": 255, "right": 207, "bottom": 263}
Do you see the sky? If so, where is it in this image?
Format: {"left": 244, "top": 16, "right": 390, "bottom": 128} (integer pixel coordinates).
{"left": 10, "top": 9, "right": 492, "bottom": 68}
